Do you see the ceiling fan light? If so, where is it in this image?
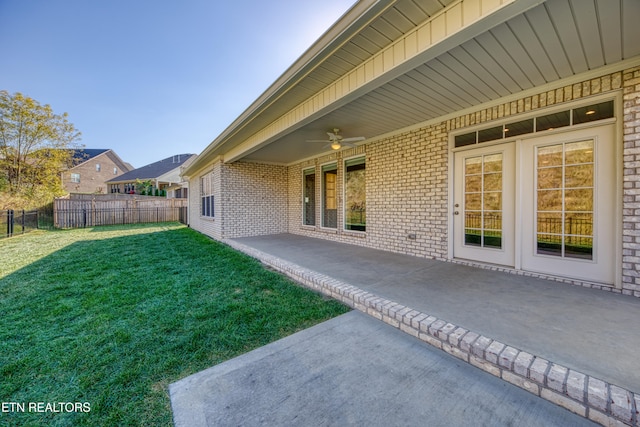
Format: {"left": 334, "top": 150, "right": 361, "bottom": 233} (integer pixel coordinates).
{"left": 330, "top": 142, "right": 342, "bottom": 150}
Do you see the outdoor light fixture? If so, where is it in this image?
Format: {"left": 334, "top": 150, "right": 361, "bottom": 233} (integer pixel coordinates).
{"left": 307, "top": 128, "right": 366, "bottom": 151}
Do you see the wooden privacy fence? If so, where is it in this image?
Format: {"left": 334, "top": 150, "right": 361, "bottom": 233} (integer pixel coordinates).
{"left": 54, "top": 197, "right": 188, "bottom": 228}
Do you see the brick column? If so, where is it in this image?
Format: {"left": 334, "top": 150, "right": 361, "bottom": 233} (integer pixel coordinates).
{"left": 622, "top": 66, "right": 640, "bottom": 296}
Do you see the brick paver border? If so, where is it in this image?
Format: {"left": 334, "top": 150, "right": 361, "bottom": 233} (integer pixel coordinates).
{"left": 225, "top": 238, "right": 639, "bottom": 427}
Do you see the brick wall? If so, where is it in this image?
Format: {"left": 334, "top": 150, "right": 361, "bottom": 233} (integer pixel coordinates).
{"left": 188, "top": 160, "right": 222, "bottom": 239}
{"left": 220, "top": 161, "right": 288, "bottom": 239}
{"left": 622, "top": 66, "right": 640, "bottom": 296}
{"left": 63, "top": 153, "right": 129, "bottom": 194}
{"left": 188, "top": 65, "right": 640, "bottom": 297}
{"left": 285, "top": 65, "right": 640, "bottom": 296}
{"left": 287, "top": 124, "right": 449, "bottom": 259}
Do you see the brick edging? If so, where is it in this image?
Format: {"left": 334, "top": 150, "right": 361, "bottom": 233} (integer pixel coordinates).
{"left": 224, "top": 238, "right": 638, "bottom": 427}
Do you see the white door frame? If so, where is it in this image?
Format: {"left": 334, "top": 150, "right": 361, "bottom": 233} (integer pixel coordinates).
{"left": 447, "top": 96, "right": 622, "bottom": 288}
{"left": 452, "top": 143, "right": 515, "bottom": 267}
{"left": 519, "top": 124, "right": 616, "bottom": 284}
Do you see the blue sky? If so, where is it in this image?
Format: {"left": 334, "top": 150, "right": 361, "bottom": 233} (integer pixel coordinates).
{"left": 0, "top": 0, "right": 356, "bottom": 167}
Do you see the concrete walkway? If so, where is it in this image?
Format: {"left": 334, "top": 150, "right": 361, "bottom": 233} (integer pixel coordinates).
{"left": 220, "top": 234, "right": 640, "bottom": 426}
{"left": 170, "top": 311, "right": 595, "bottom": 427}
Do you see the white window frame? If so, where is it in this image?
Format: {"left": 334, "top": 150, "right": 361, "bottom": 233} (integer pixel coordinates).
{"left": 302, "top": 167, "right": 316, "bottom": 226}
{"left": 343, "top": 155, "right": 366, "bottom": 233}
{"left": 447, "top": 92, "right": 622, "bottom": 288}
{"left": 320, "top": 162, "right": 338, "bottom": 229}
{"left": 200, "top": 173, "right": 214, "bottom": 218}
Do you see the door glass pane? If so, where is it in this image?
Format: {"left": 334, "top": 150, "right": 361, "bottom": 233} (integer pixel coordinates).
{"left": 463, "top": 154, "right": 503, "bottom": 250}
{"left": 537, "top": 145, "right": 563, "bottom": 167}
{"left": 322, "top": 164, "right": 337, "bottom": 228}
{"left": 536, "top": 110, "right": 570, "bottom": 132}
{"left": 565, "top": 165, "right": 593, "bottom": 188}
{"left": 536, "top": 140, "right": 594, "bottom": 259}
{"left": 303, "top": 169, "right": 315, "bottom": 226}
{"left": 537, "top": 167, "right": 562, "bottom": 189}
{"left": 344, "top": 158, "right": 366, "bottom": 231}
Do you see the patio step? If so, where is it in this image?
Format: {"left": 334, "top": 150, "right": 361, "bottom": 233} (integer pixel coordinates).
{"left": 225, "top": 238, "right": 638, "bottom": 427}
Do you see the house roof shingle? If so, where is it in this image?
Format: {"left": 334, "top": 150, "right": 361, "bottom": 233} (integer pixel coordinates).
{"left": 70, "top": 148, "right": 110, "bottom": 165}
{"left": 107, "top": 154, "right": 194, "bottom": 183}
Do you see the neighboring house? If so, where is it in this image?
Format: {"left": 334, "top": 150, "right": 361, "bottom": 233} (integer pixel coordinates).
{"left": 107, "top": 154, "right": 195, "bottom": 195}
{"left": 166, "top": 154, "right": 196, "bottom": 199}
{"left": 182, "top": 0, "right": 640, "bottom": 297}
{"left": 61, "top": 149, "right": 133, "bottom": 194}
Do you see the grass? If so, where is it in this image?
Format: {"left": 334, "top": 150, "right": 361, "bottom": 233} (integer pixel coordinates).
{"left": 0, "top": 223, "right": 349, "bottom": 426}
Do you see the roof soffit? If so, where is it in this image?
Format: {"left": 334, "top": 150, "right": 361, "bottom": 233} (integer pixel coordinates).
{"left": 221, "top": 0, "right": 546, "bottom": 164}
{"left": 238, "top": 0, "right": 639, "bottom": 165}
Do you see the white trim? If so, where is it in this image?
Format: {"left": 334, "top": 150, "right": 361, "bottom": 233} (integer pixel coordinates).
{"left": 449, "top": 92, "right": 619, "bottom": 149}
{"left": 275, "top": 59, "right": 640, "bottom": 168}
{"left": 302, "top": 166, "right": 316, "bottom": 227}
{"left": 448, "top": 90, "right": 623, "bottom": 286}
{"left": 319, "top": 161, "right": 338, "bottom": 231}
{"left": 342, "top": 154, "right": 367, "bottom": 234}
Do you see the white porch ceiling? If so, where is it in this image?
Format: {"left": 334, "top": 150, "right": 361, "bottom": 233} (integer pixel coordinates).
{"left": 239, "top": 0, "right": 640, "bottom": 164}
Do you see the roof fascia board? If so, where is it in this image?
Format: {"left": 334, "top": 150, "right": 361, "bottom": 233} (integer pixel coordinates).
{"left": 105, "top": 150, "right": 135, "bottom": 172}
{"left": 185, "top": 0, "right": 395, "bottom": 175}
{"left": 282, "top": 55, "right": 640, "bottom": 166}
{"left": 223, "top": 0, "right": 546, "bottom": 163}
{"left": 181, "top": 154, "right": 222, "bottom": 180}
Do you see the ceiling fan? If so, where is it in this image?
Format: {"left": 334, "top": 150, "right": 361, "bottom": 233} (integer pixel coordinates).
{"left": 307, "top": 128, "right": 365, "bottom": 150}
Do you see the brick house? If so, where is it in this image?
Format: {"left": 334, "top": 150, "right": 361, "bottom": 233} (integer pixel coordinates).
{"left": 182, "top": 0, "right": 640, "bottom": 297}
{"left": 61, "top": 149, "right": 133, "bottom": 194}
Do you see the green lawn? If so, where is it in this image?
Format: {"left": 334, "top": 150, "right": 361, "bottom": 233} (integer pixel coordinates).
{"left": 0, "top": 223, "right": 349, "bottom": 426}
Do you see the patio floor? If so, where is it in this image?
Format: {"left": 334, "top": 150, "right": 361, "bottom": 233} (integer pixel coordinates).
{"left": 225, "top": 233, "right": 640, "bottom": 424}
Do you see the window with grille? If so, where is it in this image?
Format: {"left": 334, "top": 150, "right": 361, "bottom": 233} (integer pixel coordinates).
{"left": 200, "top": 174, "right": 214, "bottom": 218}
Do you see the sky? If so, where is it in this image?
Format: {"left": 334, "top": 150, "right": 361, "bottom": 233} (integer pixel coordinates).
{"left": 0, "top": 0, "right": 356, "bottom": 168}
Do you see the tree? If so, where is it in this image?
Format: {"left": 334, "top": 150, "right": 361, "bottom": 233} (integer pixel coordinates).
{"left": 0, "top": 91, "right": 82, "bottom": 209}
{"left": 135, "top": 179, "right": 153, "bottom": 195}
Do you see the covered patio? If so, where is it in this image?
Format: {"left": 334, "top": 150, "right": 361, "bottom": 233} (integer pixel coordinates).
{"left": 225, "top": 233, "right": 640, "bottom": 425}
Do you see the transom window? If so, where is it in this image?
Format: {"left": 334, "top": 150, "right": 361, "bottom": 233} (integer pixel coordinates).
{"left": 454, "top": 100, "right": 613, "bottom": 148}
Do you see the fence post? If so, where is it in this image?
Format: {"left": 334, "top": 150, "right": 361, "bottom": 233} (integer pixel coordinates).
{"left": 7, "top": 210, "right": 14, "bottom": 237}
{"left": 21, "top": 210, "right": 25, "bottom": 234}
{"left": 83, "top": 208, "right": 87, "bottom": 228}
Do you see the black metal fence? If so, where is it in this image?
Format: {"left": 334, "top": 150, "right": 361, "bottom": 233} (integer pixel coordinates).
{"left": 1, "top": 205, "right": 55, "bottom": 239}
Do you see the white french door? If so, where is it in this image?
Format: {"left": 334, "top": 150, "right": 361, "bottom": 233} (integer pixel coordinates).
{"left": 520, "top": 124, "right": 616, "bottom": 284}
{"left": 453, "top": 144, "right": 515, "bottom": 266}
{"left": 453, "top": 123, "right": 616, "bottom": 284}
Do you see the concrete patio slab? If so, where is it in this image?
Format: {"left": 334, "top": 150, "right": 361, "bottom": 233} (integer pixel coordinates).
{"left": 232, "top": 233, "right": 640, "bottom": 394}
{"left": 221, "top": 233, "right": 640, "bottom": 425}
{"left": 170, "top": 311, "right": 595, "bottom": 427}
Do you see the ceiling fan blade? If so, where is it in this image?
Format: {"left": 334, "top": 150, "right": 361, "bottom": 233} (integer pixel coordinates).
{"left": 327, "top": 132, "right": 337, "bottom": 139}
{"left": 341, "top": 136, "right": 365, "bottom": 143}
